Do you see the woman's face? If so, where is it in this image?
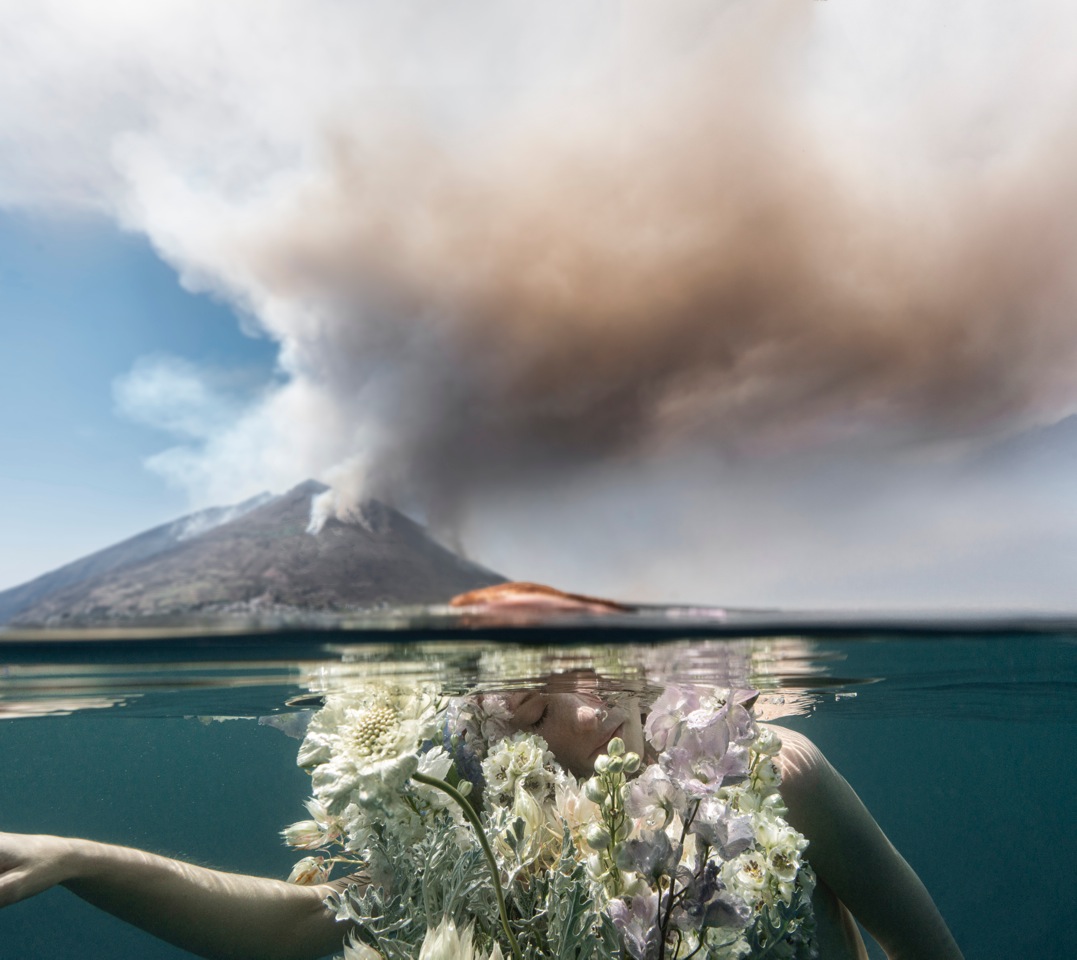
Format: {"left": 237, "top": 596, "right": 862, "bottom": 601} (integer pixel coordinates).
{"left": 504, "top": 689, "right": 645, "bottom": 778}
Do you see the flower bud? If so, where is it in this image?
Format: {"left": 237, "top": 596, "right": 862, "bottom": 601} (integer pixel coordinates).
{"left": 594, "top": 755, "right": 611, "bottom": 774}
{"left": 343, "top": 934, "right": 385, "bottom": 960}
{"left": 585, "top": 823, "right": 613, "bottom": 850}
{"left": 607, "top": 737, "right": 625, "bottom": 757}
{"left": 282, "top": 820, "right": 327, "bottom": 850}
{"left": 456, "top": 779, "right": 474, "bottom": 797}
{"left": 584, "top": 777, "right": 606, "bottom": 802}
{"left": 623, "top": 753, "right": 641, "bottom": 774}
{"left": 607, "top": 756, "right": 625, "bottom": 774}
{"left": 754, "top": 727, "right": 782, "bottom": 757}
{"left": 585, "top": 852, "right": 605, "bottom": 878}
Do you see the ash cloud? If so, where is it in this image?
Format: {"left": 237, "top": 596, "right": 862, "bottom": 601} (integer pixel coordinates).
{"left": 5, "top": 0, "right": 1077, "bottom": 603}
{"left": 219, "top": 0, "right": 1077, "bottom": 531}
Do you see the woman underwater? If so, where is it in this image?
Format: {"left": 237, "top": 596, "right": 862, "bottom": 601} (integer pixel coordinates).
{"left": 0, "top": 584, "right": 964, "bottom": 960}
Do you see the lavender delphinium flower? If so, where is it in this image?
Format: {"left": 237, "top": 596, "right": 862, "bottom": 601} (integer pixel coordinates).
{"left": 690, "top": 797, "right": 755, "bottom": 860}
{"left": 646, "top": 684, "right": 760, "bottom": 797}
{"left": 625, "top": 765, "right": 685, "bottom": 831}
{"left": 608, "top": 891, "right": 662, "bottom": 960}
{"left": 614, "top": 829, "right": 678, "bottom": 884}
{"left": 672, "top": 860, "right": 751, "bottom": 933}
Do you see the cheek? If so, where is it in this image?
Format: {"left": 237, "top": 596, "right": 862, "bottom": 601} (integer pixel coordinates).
{"left": 621, "top": 713, "right": 646, "bottom": 757}
{"left": 543, "top": 729, "right": 593, "bottom": 776}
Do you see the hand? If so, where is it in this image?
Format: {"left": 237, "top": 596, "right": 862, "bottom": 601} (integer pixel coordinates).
{"left": 0, "top": 832, "right": 80, "bottom": 908}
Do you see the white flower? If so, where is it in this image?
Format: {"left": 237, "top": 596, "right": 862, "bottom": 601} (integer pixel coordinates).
{"left": 298, "top": 683, "right": 442, "bottom": 814}
{"left": 482, "top": 732, "right": 558, "bottom": 806}
{"left": 342, "top": 935, "right": 384, "bottom": 959}
{"left": 750, "top": 756, "right": 782, "bottom": 794}
{"left": 418, "top": 916, "right": 479, "bottom": 960}
{"left": 281, "top": 819, "right": 329, "bottom": 850}
{"left": 757, "top": 820, "right": 807, "bottom": 885}
{"left": 286, "top": 855, "right": 329, "bottom": 885}
{"left": 555, "top": 772, "right": 600, "bottom": 838}
{"left": 734, "top": 853, "right": 767, "bottom": 893}
{"left": 445, "top": 694, "right": 516, "bottom": 761}
{"left": 753, "top": 727, "right": 782, "bottom": 757}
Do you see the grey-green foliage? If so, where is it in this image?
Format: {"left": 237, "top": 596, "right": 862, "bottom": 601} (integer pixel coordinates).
{"left": 325, "top": 812, "right": 499, "bottom": 960}
{"left": 507, "top": 828, "right": 619, "bottom": 960}
{"left": 543, "top": 829, "right": 620, "bottom": 960}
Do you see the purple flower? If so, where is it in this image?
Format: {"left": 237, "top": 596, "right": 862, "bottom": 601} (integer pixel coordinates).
{"left": 689, "top": 798, "right": 755, "bottom": 860}
{"left": 647, "top": 685, "right": 759, "bottom": 796}
{"left": 608, "top": 891, "right": 662, "bottom": 960}
{"left": 625, "top": 766, "right": 685, "bottom": 830}
{"left": 644, "top": 686, "right": 704, "bottom": 752}
{"left": 615, "top": 829, "right": 678, "bottom": 882}
{"left": 664, "top": 740, "right": 750, "bottom": 797}
{"left": 721, "top": 688, "right": 759, "bottom": 744}
{"left": 672, "top": 860, "right": 751, "bottom": 932}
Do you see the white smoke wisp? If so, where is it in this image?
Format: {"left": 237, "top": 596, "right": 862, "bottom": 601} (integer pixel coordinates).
{"left": 5, "top": 0, "right": 1077, "bottom": 603}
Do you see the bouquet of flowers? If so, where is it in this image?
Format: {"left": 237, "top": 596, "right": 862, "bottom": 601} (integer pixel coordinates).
{"left": 283, "top": 681, "right": 816, "bottom": 960}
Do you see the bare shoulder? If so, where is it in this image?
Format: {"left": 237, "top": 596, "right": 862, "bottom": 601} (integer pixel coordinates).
{"left": 762, "top": 724, "right": 838, "bottom": 807}
{"left": 761, "top": 724, "right": 879, "bottom": 856}
{"left": 760, "top": 725, "right": 966, "bottom": 960}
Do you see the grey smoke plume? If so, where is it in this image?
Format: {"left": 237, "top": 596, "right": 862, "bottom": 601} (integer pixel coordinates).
{"left": 5, "top": 0, "right": 1077, "bottom": 603}
{"left": 220, "top": 0, "right": 1077, "bottom": 532}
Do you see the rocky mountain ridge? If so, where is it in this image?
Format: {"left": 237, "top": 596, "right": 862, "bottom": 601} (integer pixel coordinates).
{"left": 0, "top": 481, "right": 504, "bottom": 626}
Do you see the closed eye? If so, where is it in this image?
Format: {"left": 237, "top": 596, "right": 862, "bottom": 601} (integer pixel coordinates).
{"left": 532, "top": 704, "right": 549, "bottom": 730}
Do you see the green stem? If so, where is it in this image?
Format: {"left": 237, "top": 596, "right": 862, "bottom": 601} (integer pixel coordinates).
{"left": 413, "top": 772, "right": 523, "bottom": 960}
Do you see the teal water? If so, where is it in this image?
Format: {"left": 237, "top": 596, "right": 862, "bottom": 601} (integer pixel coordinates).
{"left": 1, "top": 613, "right": 1075, "bottom": 959}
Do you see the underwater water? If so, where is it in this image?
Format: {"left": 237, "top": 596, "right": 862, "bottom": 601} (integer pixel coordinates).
{"left": 1, "top": 609, "right": 1075, "bottom": 959}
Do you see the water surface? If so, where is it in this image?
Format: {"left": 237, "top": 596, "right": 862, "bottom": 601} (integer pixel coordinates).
{"left": 2, "top": 609, "right": 1074, "bottom": 959}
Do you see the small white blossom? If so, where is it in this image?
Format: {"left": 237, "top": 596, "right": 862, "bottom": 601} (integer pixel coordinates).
{"left": 286, "top": 855, "right": 329, "bottom": 885}
{"left": 482, "top": 732, "right": 558, "bottom": 806}
{"left": 281, "top": 819, "right": 329, "bottom": 850}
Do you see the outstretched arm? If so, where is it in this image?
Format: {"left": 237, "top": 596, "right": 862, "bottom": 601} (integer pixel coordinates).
{"left": 770, "top": 728, "right": 965, "bottom": 960}
{"left": 0, "top": 832, "right": 349, "bottom": 960}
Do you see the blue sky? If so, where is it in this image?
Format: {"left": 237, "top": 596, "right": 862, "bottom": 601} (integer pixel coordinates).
{"left": 0, "top": 211, "right": 277, "bottom": 590}
{"left": 2, "top": 1, "right": 1077, "bottom": 610}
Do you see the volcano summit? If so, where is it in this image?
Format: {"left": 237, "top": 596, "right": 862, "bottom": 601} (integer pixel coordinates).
{"left": 0, "top": 481, "right": 504, "bottom": 627}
